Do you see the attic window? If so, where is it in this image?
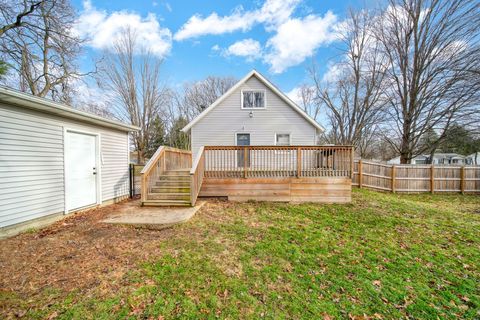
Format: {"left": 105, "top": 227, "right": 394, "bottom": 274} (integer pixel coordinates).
{"left": 242, "top": 90, "right": 265, "bottom": 109}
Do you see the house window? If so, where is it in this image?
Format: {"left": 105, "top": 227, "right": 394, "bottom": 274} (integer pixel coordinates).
{"left": 275, "top": 133, "right": 290, "bottom": 146}
{"left": 242, "top": 90, "right": 265, "bottom": 109}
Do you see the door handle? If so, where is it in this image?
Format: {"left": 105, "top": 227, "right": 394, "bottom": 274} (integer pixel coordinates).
{"left": 93, "top": 167, "right": 97, "bottom": 175}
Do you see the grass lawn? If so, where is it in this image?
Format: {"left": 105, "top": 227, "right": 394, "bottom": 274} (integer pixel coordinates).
{"left": 1, "top": 189, "right": 479, "bottom": 319}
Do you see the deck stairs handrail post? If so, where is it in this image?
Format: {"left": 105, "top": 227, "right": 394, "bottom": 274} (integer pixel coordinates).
{"left": 190, "top": 146, "right": 205, "bottom": 206}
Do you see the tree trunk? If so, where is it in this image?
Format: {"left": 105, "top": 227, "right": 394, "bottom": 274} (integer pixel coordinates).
{"left": 399, "top": 122, "right": 412, "bottom": 164}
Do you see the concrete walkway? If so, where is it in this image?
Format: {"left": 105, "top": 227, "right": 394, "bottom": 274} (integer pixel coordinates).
{"left": 102, "top": 200, "right": 205, "bottom": 229}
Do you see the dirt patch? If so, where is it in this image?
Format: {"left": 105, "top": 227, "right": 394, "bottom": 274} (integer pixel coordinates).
{"left": 0, "top": 200, "right": 179, "bottom": 311}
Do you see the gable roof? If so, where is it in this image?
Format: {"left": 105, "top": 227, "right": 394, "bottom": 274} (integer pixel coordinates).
{"left": 0, "top": 86, "right": 139, "bottom": 132}
{"left": 181, "top": 70, "right": 324, "bottom": 132}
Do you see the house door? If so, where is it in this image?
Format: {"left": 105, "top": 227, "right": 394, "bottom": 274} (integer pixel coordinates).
{"left": 237, "top": 133, "right": 250, "bottom": 167}
{"left": 65, "top": 131, "right": 98, "bottom": 211}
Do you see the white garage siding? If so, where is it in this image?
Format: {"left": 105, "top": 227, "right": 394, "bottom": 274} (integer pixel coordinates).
{"left": 190, "top": 75, "right": 320, "bottom": 156}
{"left": 0, "top": 102, "right": 131, "bottom": 229}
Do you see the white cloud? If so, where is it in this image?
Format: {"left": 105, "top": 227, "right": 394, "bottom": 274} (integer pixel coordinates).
{"left": 286, "top": 86, "right": 303, "bottom": 105}
{"left": 174, "top": 8, "right": 253, "bottom": 41}
{"left": 175, "top": 0, "right": 338, "bottom": 73}
{"left": 75, "top": 0, "right": 172, "bottom": 57}
{"left": 322, "top": 62, "right": 344, "bottom": 83}
{"left": 174, "top": 0, "right": 300, "bottom": 41}
{"left": 264, "top": 11, "right": 338, "bottom": 73}
{"left": 224, "top": 39, "right": 262, "bottom": 61}
{"left": 256, "top": 0, "right": 301, "bottom": 30}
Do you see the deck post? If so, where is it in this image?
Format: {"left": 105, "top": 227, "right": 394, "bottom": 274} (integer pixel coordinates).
{"left": 297, "top": 147, "right": 302, "bottom": 178}
{"left": 460, "top": 166, "right": 465, "bottom": 194}
{"left": 391, "top": 165, "right": 396, "bottom": 193}
{"left": 358, "top": 159, "right": 363, "bottom": 188}
{"left": 350, "top": 147, "right": 354, "bottom": 179}
{"left": 430, "top": 165, "right": 435, "bottom": 194}
{"left": 243, "top": 146, "right": 248, "bottom": 178}
{"left": 141, "top": 173, "right": 146, "bottom": 204}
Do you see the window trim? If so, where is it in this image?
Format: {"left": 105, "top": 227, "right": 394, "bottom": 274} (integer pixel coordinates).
{"left": 240, "top": 89, "right": 267, "bottom": 110}
{"left": 274, "top": 133, "right": 291, "bottom": 146}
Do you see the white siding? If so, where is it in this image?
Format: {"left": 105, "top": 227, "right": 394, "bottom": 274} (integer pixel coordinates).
{"left": 0, "top": 103, "right": 129, "bottom": 228}
{"left": 191, "top": 76, "right": 317, "bottom": 155}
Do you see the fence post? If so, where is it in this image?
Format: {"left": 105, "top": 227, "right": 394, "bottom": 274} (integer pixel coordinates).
{"left": 358, "top": 159, "right": 363, "bottom": 188}
{"left": 297, "top": 147, "right": 302, "bottom": 178}
{"left": 391, "top": 165, "right": 396, "bottom": 193}
{"left": 129, "top": 164, "right": 133, "bottom": 198}
{"left": 460, "top": 166, "right": 465, "bottom": 194}
{"left": 430, "top": 165, "right": 435, "bottom": 194}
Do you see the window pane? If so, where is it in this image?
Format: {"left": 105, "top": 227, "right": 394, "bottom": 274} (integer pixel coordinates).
{"left": 254, "top": 92, "right": 264, "bottom": 108}
{"left": 276, "top": 134, "right": 290, "bottom": 146}
{"left": 243, "top": 92, "right": 254, "bottom": 108}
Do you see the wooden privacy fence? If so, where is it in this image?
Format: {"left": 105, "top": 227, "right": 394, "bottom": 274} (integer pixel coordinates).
{"left": 353, "top": 160, "right": 480, "bottom": 193}
{"left": 203, "top": 146, "right": 354, "bottom": 179}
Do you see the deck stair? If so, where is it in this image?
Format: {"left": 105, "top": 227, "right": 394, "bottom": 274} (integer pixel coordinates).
{"left": 143, "top": 169, "right": 191, "bottom": 206}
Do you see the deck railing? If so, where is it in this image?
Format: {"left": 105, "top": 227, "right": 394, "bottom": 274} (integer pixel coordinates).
{"left": 141, "top": 146, "right": 192, "bottom": 203}
{"left": 203, "top": 146, "right": 354, "bottom": 179}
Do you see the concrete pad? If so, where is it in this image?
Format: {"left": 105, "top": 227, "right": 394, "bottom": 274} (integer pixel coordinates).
{"left": 102, "top": 200, "right": 206, "bottom": 229}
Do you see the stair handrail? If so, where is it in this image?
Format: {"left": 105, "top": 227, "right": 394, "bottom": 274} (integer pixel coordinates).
{"left": 141, "top": 146, "right": 166, "bottom": 175}
{"left": 190, "top": 146, "right": 205, "bottom": 206}
{"left": 141, "top": 146, "right": 166, "bottom": 203}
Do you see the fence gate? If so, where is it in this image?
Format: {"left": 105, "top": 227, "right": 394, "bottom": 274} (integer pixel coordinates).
{"left": 129, "top": 164, "right": 144, "bottom": 197}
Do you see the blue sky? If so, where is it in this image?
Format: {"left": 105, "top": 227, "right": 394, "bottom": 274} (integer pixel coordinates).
{"left": 72, "top": 0, "right": 368, "bottom": 95}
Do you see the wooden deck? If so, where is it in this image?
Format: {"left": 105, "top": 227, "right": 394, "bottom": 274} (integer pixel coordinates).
{"left": 141, "top": 145, "right": 354, "bottom": 206}
{"left": 200, "top": 177, "right": 351, "bottom": 203}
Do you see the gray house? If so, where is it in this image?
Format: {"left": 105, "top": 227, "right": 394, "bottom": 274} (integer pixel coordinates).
{"left": 0, "top": 87, "right": 138, "bottom": 237}
{"left": 387, "top": 153, "right": 467, "bottom": 165}
{"left": 182, "top": 70, "right": 324, "bottom": 156}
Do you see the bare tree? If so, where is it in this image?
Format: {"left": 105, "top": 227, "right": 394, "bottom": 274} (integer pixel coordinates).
{"left": 0, "top": 1, "right": 44, "bottom": 36}
{"left": 176, "top": 76, "right": 237, "bottom": 121}
{"left": 377, "top": 0, "right": 480, "bottom": 163}
{"left": 294, "top": 84, "right": 322, "bottom": 121}
{"left": 98, "top": 28, "right": 168, "bottom": 163}
{"left": 160, "top": 76, "right": 236, "bottom": 150}
{"left": 0, "top": 0, "right": 83, "bottom": 101}
{"left": 311, "top": 9, "right": 389, "bottom": 157}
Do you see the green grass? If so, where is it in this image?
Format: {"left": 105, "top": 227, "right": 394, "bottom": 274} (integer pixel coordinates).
{"left": 2, "top": 189, "right": 480, "bottom": 319}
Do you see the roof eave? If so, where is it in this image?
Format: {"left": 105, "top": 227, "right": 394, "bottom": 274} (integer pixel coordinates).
{"left": 0, "top": 86, "right": 140, "bottom": 132}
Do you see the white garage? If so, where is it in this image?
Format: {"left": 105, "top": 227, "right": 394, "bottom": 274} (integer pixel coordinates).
{"left": 0, "top": 87, "right": 138, "bottom": 237}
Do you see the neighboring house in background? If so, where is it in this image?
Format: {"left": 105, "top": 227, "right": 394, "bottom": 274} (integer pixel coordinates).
{"left": 387, "top": 153, "right": 466, "bottom": 165}
{"left": 466, "top": 152, "right": 480, "bottom": 165}
{"left": 0, "top": 87, "right": 138, "bottom": 238}
{"left": 181, "top": 70, "right": 324, "bottom": 156}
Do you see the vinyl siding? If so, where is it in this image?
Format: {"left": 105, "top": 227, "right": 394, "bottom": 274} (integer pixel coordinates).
{"left": 191, "top": 75, "right": 317, "bottom": 156}
{"left": 0, "top": 103, "right": 129, "bottom": 228}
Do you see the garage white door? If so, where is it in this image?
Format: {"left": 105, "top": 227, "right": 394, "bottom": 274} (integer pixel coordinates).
{"left": 65, "top": 131, "right": 98, "bottom": 211}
